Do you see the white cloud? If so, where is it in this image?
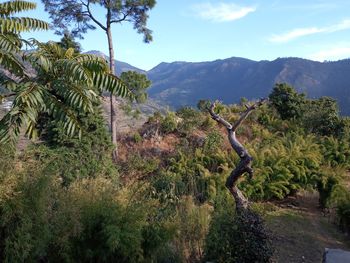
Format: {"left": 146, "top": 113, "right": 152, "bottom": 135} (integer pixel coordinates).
{"left": 269, "top": 19, "right": 350, "bottom": 43}
{"left": 309, "top": 46, "right": 350, "bottom": 61}
{"left": 192, "top": 2, "right": 256, "bottom": 23}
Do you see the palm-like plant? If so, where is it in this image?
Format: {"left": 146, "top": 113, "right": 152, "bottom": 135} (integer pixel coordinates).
{"left": 0, "top": 1, "right": 130, "bottom": 145}
{"left": 0, "top": 41, "right": 130, "bottom": 145}
{"left": 0, "top": 0, "right": 49, "bottom": 77}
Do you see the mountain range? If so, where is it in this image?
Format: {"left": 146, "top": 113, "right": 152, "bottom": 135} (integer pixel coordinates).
{"left": 86, "top": 51, "right": 350, "bottom": 115}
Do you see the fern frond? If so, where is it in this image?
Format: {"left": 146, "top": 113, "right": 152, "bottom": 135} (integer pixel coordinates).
{"left": 0, "top": 17, "right": 49, "bottom": 33}
{"left": 55, "top": 59, "right": 93, "bottom": 85}
{"left": 0, "top": 1, "right": 37, "bottom": 17}
{"left": 0, "top": 82, "right": 45, "bottom": 144}
{"left": 0, "top": 49, "right": 24, "bottom": 76}
{"left": 52, "top": 79, "right": 96, "bottom": 112}
{"left": 0, "top": 33, "right": 20, "bottom": 52}
{"left": 44, "top": 92, "right": 83, "bottom": 137}
{"left": 74, "top": 54, "right": 109, "bottom": 72}
{"left": 93, "top": 72, "right": 131, "bottom": 98}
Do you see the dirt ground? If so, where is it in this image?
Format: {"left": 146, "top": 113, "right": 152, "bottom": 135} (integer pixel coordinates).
{"left": 266, "top": 191, "right": 350, "bottom": 263}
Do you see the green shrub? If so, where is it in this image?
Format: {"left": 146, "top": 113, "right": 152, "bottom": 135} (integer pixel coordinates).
{"left": 337, "top": 200, "right": 350, "bottom": 234}
{"left": 161, "top": 112, "right": 178, "bottom": 134}
{"left": 32, "top": 109, "right": 117, "bottom": 185}
{"left": 133, "top": 132, "right": 143, "bottom": 143}
{"left": 317, "top": 176, "right": 339, "bottom": 209}
{"left": 204, "top": 131, "right": 223, "bottom": 154}
{"left": 205, "top": 205, "right": 273, "bottom": 263}
{"left": 176, "top": 107, "right": 203, "bottom": 134}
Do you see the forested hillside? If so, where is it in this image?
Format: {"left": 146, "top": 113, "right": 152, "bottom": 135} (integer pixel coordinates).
{"left": 2, "top": 81, "right": 350, "bottom": 262}
{"left": 1, "top": 1, "right": 350, "bottom": 263}
{"left": 147, "top": 57, "right": 350, "bottom": 115}
{"left": 87, "top": 50, "right": 350, "bottom": 115}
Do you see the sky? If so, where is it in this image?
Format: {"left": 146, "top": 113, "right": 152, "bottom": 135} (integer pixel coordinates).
{"left": 21, "top": 0, "right": 350, "bottom": 70}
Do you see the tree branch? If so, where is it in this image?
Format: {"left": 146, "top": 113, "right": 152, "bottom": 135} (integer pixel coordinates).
{"left": 208, "top": 102, "right": 232, "bottom": 129}
{"left": 84, "top": 0, "right": 107, "bottom": 31}
{"left": 208, "top": 99, "right": 267, "bottom": 210}
{"left": 110, "top": 11, "right": 129, "bottom": 24}
{"left": 232, "top": 98, "right": 268, "bottom": 131}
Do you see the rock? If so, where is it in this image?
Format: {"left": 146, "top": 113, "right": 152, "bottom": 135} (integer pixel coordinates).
{"left": 323, "top": 248, "right": 350, "bottom": 263}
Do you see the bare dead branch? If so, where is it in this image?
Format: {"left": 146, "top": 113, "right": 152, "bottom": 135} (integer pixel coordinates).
{"left": 232, "top": 98, "right": 268, "bottom": 131}
{"left": 208, "top": 99, "right": 267, "bottom": 210}
{"left": 208, "top": 102, "right": 232, "bottom": 129}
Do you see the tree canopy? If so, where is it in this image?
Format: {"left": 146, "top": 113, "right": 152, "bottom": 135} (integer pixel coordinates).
{"left": 0, "top": 41, "right": 130, "bottom": 145}
{"left": 269, "top": 83, "right": 306, "bottom": 120}
{"left": 120, "top": 71, "right": 151, "bottom": 104}
{"left": 42, "top": 0, "right": 156, "bottom": 42}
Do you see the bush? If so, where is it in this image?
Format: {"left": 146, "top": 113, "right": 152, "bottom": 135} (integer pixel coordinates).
{"left": 161, "top": 112, "right": 178, "bottom": 134}
{"left": 33, "top": 109, "right": 117, "bottom": 185}
{"left": 172, "top": 196, "right": 212, "bottom": 262}
{"left": 204, "top": 131, "right": 223, "bottom": 154}
{"left": 205, "top": 205, "right": 273, "bottom": 263}
{"left": 176, "top": 107, "right": 203, "bottom": 134}
{"left": 133, "top": 132, "right": 143, "bottom": 143}
{"left": 0, "top": 165, "right": 173, "bottom": 262}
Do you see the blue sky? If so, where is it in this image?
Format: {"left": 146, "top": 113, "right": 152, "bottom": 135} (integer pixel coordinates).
{"left": 22, "top": 0, "right": 350, "bottom": 70}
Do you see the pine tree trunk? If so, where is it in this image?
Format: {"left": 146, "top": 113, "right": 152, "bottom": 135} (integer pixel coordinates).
{"left": 106, "top": 26, "right": 118, "bottom": 160}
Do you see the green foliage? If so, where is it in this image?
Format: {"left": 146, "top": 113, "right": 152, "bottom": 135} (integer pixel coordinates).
{"left": 161, "top": 111, "right": 178, "bottom": 134}
{"left": 42, "top": 0, "right": 156, "bottom": 42}
{"left": 0, "top": 1, "right": 48, "bottom": 79}
{"left": 324, "top": 184, "right": 350, "bottom": 233}
{"left": 122, "top": 153, "right": 160, "bottom": 179}
{"left": 176, "top": 107, "right": 203, "bottom": 134}
{"left": 205, "top": 201, "right": 273, "bottom": 263}
{"left": 197, "top": 99, "right": 211, "bottom": 112}
{"left": 173, "top": 196, "right": 211, "bottom": 262}
{"left": 133, "top": 131, "right": 143, "bottom": 143}
{"left": 302, "top": 97, "right": 342, "bottom": 136}
{"left": 120, "top": 71, "right": 151, "bottom": 104}
{"left": 57, "top": 31, "right": 81, "bottom": 53}
{"left": 321, "top": 136, "right": 350, "bottom": 168}
{"left": 269, "top": 83, "right": 305, "bottom": 120}
{"left": 0, "top": 41, "right": 130, "bottom": 145}
{"left": 0, "top": 1, "right": 49, "bottom": 34}
{"left": 0, "top": 161, "right": 173, "bottom": 262}
{"left": 203, "top": 131, "right": 223, "bottom": 154}
{"left": 31, "top": 108, "right": 117, "bottom": 185}
{"left": 242, "top": 132, "right": 322, "bottom": 200}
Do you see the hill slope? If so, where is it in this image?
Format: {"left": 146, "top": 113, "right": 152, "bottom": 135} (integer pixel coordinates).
{"left": 85, "top": 51, "right": 350, "bottom": 115}
{"left": 85, "top": 50, "right": 146, "bottom": 75}
{"left": 147, "top": 57, "right": 350, "bottom": 114}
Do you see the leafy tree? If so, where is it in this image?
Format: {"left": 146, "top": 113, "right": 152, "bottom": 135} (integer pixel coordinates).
{"left": 57, "top": 31, "right": 82, "bottom": 53}
{"left": 120, "top": 71, "right": 151, "bottom": 104}
{"left": 269, "top": 83, "right": 305, "bottom": 120}
{"left": 0, "top": 0, "right": 48, "bottom": 78}
{"left": 0, "top": 41, "right": 129, "bottom": 145}
{"left": 197, "top": 99, "right": 211, "bottom": 112}
{"left": 302, "top": 97, "right": 342, "bottom": 136}
{"left": 42, "top": 0, "right": 156, "bottom": 159}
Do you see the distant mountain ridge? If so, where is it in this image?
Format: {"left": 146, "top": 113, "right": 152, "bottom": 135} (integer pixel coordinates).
{"left": 86, "top": 50, "right": 350, "bottom": 115}
{"left": 85, "top": 50, "right": 146, "bottom": 75}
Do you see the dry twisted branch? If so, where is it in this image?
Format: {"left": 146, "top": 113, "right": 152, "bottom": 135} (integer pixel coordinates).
{"left": 208, "top": 99, "right": 267, "bottom": 210}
